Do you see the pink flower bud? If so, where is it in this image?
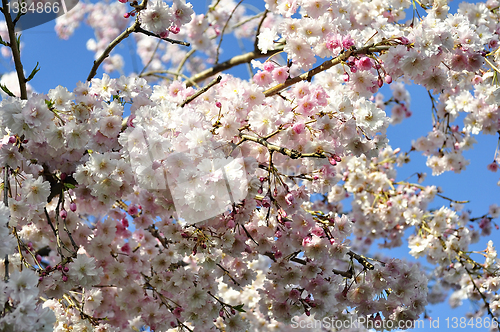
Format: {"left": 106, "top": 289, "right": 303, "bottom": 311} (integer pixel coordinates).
{"left": 121, "top": 243, "right": 130, "bottom": 253}
{"left": 60, "top": 173, "right": 67, "bottom": 180}
{"left": 292, "top": 122, "right": 305, "bottom": 134}
{"left": 377, "top": 77, "right": 383, "bottom": 88}
{"left": 487, "top": 161, "right": 498, "bottom": 172}
{"left": 357, "top": 56, "right": 372, "bottom": 71}
{"left": 70, "top": 202, "right": 77, "bottom": 212}
{"left": 124, "top": 12, "right": 130, "bottom": 18}
{"left": 219, "top": 310, "right": 224, "bottom": 317}
{"left": 128, "top": 204, "right": 138, "bottom": 215}
{"left": 215, "top": 101, "right": 222, "bottom": 108}
{"left": 384, "top": 74, "right": 392, "bottom": 84}
{"left": 263, "top": 62, "right": 275, "bottom": 72}
{"left": 118, "top": 0, "right": 127, "bottom": 3}
{"left": 399, "top": 36, "right": 410, "bottom": 45}
{"left": 62, "top": 275, "right": 68, "bottom": 282}
{"left": 60, "top": 209, "right": 67, "bottom": 219}
{"left": 342, "top": 35, "right": 354, "bottom": 49}
{"left": 169, "top": 25, "right": 180, "bottom": 34}
{"left": 8, "top": 136, "right": 16, "bottom": 144}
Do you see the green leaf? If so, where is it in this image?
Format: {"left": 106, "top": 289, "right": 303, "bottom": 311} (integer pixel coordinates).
{"left": 16, "top": 34, "right": 21, "bottom": 53}
{"left": 0, "top": 84, "right": 15, "bottom": 97}
{"left": 45, "top": 99, "right": 54, "bottom": 108}
{"left": 0, "top": 35, "right": 8, "bottom": 47}
{"left": 64, "top": 183, "right": 76, "bottom": 190}
{"left": 232, "top": 304, "right": 245, "bottom": 312}
{"left": 26, "top": 62, "right": 40, "bottom": 82}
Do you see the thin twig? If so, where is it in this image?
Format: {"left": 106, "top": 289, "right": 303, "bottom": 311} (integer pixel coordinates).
{"left": 134, "top": 27, "right": 190, "bottom": 46}
{"left": 216, "top": 263, "right": 240, "bottom": 286}
{"left": 237, "top": 133, "right": 327, "bottom": 159}
{"left": 139, "top": 40, "right": 161, "bottom": 76}
{"left": 45, "top": 207, "right": 63, "bottom": 258}
{"left": 3, "top": 165, "right": 9, "bottom": 281}
{"left": 215, "top": 0, "right": 244, "bottom": 64}
{"left": 1, "top": 0, "right": 27, "bottom": 99}
{"left": 175, "top": 49, "right": 196, "bottom": 80}
{"left": 139, "top": 69, "right": 199, "bottom": 88}
{"left": 180, "top": 75, "right": 222, "bottom": 107}
{"left": 87, "top": 15, "right": 189, "bottom": 82}
{"left": 253, "top": 9, "right": 268, "bottom": 52}
{"left": 87, "top": 20, "right": 141, "bottom": 82}
{"left": 62, "top": 217, "right": 79, "bottom": 253}
{"left": 232, "top": 11, "right": 264, "bottom": 29}
{"left": 186, "top": 45, "right": 285, "bottom": 86}
{"left": 464, "top": 266, "right": 500, "bottom": 332}
{"left": 263, "top": 44, "right": 392, "bottom": 97}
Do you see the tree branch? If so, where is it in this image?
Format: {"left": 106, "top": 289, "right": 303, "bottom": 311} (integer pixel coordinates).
{"left": 263, "top": 44, "right": 392, "bottom": 97}
{"left": 87, "top": 20, "right": 141, "bottom": 82}
{"left": 180, "top": 75, "right": 222, "bottom": 107}
{"left": 87, "top": 11, "right": 189, "bottom": 82}
{"left": 186, "top": 45, "right": 285, "bottom": 87}
{"left": 238, "top": 133, "right": 327, "bottom": 159}
{"left": 1, "top": 0, "right": 27, "bottom": 99}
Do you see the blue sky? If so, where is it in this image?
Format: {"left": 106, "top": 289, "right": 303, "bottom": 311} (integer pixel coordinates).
{"left": 2, "top": 0, "right": 499, "bottom": 330}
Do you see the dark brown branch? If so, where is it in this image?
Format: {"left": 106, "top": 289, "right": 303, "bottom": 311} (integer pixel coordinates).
{"left": 215, "top": 0, "right": 244, "bottom": 64}
{"left": 186, "top": 45, "right": 285, "bottom": 87}
{"left": 1, "top": 0, "right": 27, "bottom": 99}
{"left": 180, "top": 75, "right": 222, "bottom": 107}
{"left": 134, "top": 27, "right": 190, "bottom": 47}
{"left": 263, "top": 44, "right": 392, "bottom": 97}
{"left": 3, "top": 166, "right": 9, "bottom": 281}
{"left": 238, "top": 133, "right": 326, "bottom": 159}
{"left": 87, "top": 20, "right": 141, "bottom": 82}
{"left": 217, "top": 263, "right": 240, "bottom": 286}
{"left": 45, "top": 207, "right": 63, "bottom": 258}
{"left": 147, "top": 225, "right": 169, "bottom": 248}
{"left": 87, "top": 2, "right": 189, "bottom": 82}
{"left": 347, "top": 250, "right": 374, "bottom": 270}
